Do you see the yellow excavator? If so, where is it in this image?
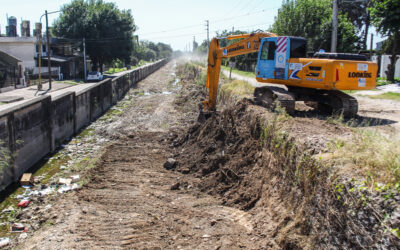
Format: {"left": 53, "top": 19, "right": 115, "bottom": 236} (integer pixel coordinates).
{"left": 203, "top": 32, "right": 378, "bottom": 117}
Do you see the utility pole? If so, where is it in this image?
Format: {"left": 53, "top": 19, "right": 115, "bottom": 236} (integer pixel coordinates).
{"left": 331, "top": 0, "right": 338, "bottom": 53}
{"left": 83, "top": 38, "right": 87, "bottom": 81}
{"left": 232, "top": 26, "right": 234, "bottom": 33}
{"left": 37, "top": 23, "right": 42, "bottom": 90}
{"left": 370, "top": 33, "right": 373, "bottom": 60}
{"left": 205, "top": 20, "right": 209, "bottom": 51}
{"left": 45, "top": 10, "right": 52, "bottom": 90}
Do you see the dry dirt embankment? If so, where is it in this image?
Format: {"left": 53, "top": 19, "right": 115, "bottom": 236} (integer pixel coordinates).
{"left": 15, "top": 60, "right": 400, "bottom": 249}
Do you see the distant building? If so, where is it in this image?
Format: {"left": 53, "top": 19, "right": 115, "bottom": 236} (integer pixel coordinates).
{"left": 34, "top": 37, "right": 89, "bottom": 79}
{"left": 0, "top": 37, "right": 36, "bottom": 69}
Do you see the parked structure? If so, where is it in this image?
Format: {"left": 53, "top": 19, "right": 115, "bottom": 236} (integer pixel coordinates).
{"left": 0, "top": 19, "right": 35, "bottom": 87}
{"left": 0, "top": 49, "right": 24, "bottom": 88}
{"left": 34, "top": 37, "right": 88, "bottom": 79}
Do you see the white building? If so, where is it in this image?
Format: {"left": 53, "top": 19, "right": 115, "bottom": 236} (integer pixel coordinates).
{"left": 0, "top": 37, "right": 36, "bottom": 69}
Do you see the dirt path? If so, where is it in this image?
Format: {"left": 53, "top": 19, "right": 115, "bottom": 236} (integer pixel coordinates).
{"left": 19, "top": 61, "right": 277, "bottom": 249}
{"left": 356, "top": 95, "right": 400, "bottom": 135}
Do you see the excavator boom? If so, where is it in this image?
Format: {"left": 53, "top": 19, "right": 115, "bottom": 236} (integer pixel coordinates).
{"left": 203, "top": 32, "right": 277, "bottom": 111}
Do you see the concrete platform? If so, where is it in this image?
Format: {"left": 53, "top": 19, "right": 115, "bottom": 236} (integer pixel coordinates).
{"left": 0, "top": 95, "right": 24, "bottom": 103}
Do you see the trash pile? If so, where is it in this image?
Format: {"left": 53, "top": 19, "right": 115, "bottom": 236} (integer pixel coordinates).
{"left": 0, "top": 173, "right": 81, "bottom": 247}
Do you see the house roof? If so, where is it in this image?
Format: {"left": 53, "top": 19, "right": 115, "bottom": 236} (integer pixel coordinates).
{"left": 0, "top": 49, "right": 22, "bottom": 67}
{"left": 50, "top": 56, "right": 68, "bottom": 62}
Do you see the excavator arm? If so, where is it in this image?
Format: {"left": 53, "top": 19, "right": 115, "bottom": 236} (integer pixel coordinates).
{"left": 203, "top": 32, "right": 277, "bottom": 111}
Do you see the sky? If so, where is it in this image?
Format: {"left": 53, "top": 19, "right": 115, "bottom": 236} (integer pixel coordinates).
{"left": 0, "top": 0, "right": 384, "bottom": 51}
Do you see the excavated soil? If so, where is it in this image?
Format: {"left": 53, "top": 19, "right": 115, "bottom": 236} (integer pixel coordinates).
{"left": 170, "top": 99, "right": 400, "bottom": 249}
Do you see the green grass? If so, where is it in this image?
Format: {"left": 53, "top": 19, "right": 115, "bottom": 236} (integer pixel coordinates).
{"left": 105, "top": 60, "right": 149, "bottom": 74}
{"left": 219, "top": 79, "right": 254, "bottom": 105}
{"left": 104, "top": 67, "right": 127, "bottom": 74}
{"left": 326, "top": 129, "right": 400, "bottom": 185}
{"left": 221, "top": 66, "right": 256, "bottom": 78}
{"left": 54, "top": 80, "right": 83, "bottom": 85}
{"left": 367, "top": 92, "right": 400, "bottom": 101}
{"left": 376, "top": 77, "right": 400, "bottom": 86}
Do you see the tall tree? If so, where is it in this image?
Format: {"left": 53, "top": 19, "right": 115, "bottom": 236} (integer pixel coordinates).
{"left": 53, "top": 0, "right": 136, "bottom": 71}
{"left": 370, "top": 0, "right": 400, "bottom": 82}
{"left": 271, "top": 0, "right": 359, "bottom": 53}
{"left": 339, "top": 0, "right": 371, "bottom": 50}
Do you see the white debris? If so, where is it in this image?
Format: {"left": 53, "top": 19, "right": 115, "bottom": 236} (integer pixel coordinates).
{"left": 0, "top": 237, "right": 10, "bottom": 247}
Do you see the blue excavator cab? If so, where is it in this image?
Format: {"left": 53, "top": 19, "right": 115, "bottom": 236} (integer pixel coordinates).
{"left": 256, "top": 37, "right": 307, "bottom": 81}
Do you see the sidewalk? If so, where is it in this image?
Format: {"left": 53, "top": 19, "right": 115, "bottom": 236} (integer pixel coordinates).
{"left": 0, "top": 81, "right": 97, "bottom": 112}
{"left": 0, "top": 67, "right": 142, "bottom": 113}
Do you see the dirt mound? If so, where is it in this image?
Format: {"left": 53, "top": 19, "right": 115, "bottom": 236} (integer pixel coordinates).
{"left": 170, "top": 100, "right": 400, "bottom": 249}
{"left": 172, "top": 99, "right": 262, "bottom": 207}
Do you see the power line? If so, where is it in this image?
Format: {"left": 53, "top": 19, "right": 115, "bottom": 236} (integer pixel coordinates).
{"left": 237, "top": 0, "right": 258, "bottom": 15}
{"left": 221, "top": 0, "right": 243, "bottom": 18}
{"left": 137, "top": 7, "right": 276, "bottom": 38}
{"left": 136, "top": 23, "right": 204, "bottom": 36}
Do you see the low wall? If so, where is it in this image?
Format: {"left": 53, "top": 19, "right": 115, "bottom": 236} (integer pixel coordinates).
{"left": 0, "top": 59, "right": 168, "bottom": 190}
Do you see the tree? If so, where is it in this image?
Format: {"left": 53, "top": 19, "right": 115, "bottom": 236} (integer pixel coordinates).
{"left": 132, "top": 40, "right": 172, "bottom": 62}
{"left": 370, "top": 0, "right": 400, "bottom": 82}
{"left": 196, "top": 40, "right": 208, "bottom": 54}
{"left": 270, "top": 0, "right": 359, "bottom": 53}
{"left": 53, "top": 0, "right": 136, "bottom": 71}
{"left": 193, "top": 40, "right": 198, "bottom": 52}
{"left": 339, "top": 0, "right": 371, "bottom": 50}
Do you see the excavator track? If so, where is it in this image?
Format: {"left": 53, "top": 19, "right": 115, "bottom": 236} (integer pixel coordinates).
{"left": 288, "top": 86, "right": 358, "bottom": 118}
{"left": 253, "top": 86, "right": 295, "bottom": 115}
{"left": 326, "top": 90, "right": 358, "bottom": 118}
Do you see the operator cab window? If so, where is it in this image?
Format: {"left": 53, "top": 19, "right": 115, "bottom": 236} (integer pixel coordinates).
{"left": 260, "top": 42, "right": 276, "bottom": 60}
{"left": 290, "top": 38, "right": 307, "bottom": 58}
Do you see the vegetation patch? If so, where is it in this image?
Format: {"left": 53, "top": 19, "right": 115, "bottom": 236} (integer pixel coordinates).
{"left": 54, "top": 80, "right": 82, "bottom": 85}
{"left": 376, "top": 77, "right": 400, "bottom": 86}
{"left": 221, "top": 65, "right": 255, "bottom": 78}
{"left": 219, "top": 80, "right": 254, "bottom": 105}
{"left": 326, "top": 129, "right": 400, "bottom": 185}
{"left": 366, "top": 92, "right": 400, "bottom": 101}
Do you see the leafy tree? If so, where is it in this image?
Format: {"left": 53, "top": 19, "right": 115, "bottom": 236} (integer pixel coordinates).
{"left": 132, "top": 40, "right": 172, "bottom": 63}
{"left": 339, "top": 0, "right": 371, "bottom": 50}
{"left": 271, "top": 0, "right": 359, "bottom": 53}
{"left": 193, "top": 40, "right": 198, "bottom": 52}
{"left": 196, "top": 40, "right": 208, "bottom": 54}
{"left": 370, "top": 0, "right": 400, "bottom": 82}
{"left": 53, "top": 0, "right": 136, "bottom": 71}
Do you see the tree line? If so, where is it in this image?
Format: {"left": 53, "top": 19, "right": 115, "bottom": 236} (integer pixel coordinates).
{"left": 52, "top": 0, "right": 172, "bottom": 71}
{"left": 195, "top": 0, "right": 399, "bottom": 82}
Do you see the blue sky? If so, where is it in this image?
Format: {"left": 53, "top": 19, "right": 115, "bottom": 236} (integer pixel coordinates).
{"left": 0, "top": 0, "right": 383, "bottom": 51}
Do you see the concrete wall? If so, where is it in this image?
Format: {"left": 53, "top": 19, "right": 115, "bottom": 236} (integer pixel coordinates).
{"left": 0, "top": 59, "right": 168, "bottom": 190}
{"left": 380, "top": 55, "right": 400, "bottom": 78}
{"left": 373, "top": 55, "right": 400, "bottom": 78}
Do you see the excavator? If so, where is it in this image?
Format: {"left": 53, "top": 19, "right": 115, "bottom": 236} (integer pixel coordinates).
{"left": 203, "top": 32, "right": 378, "bottom": 118}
